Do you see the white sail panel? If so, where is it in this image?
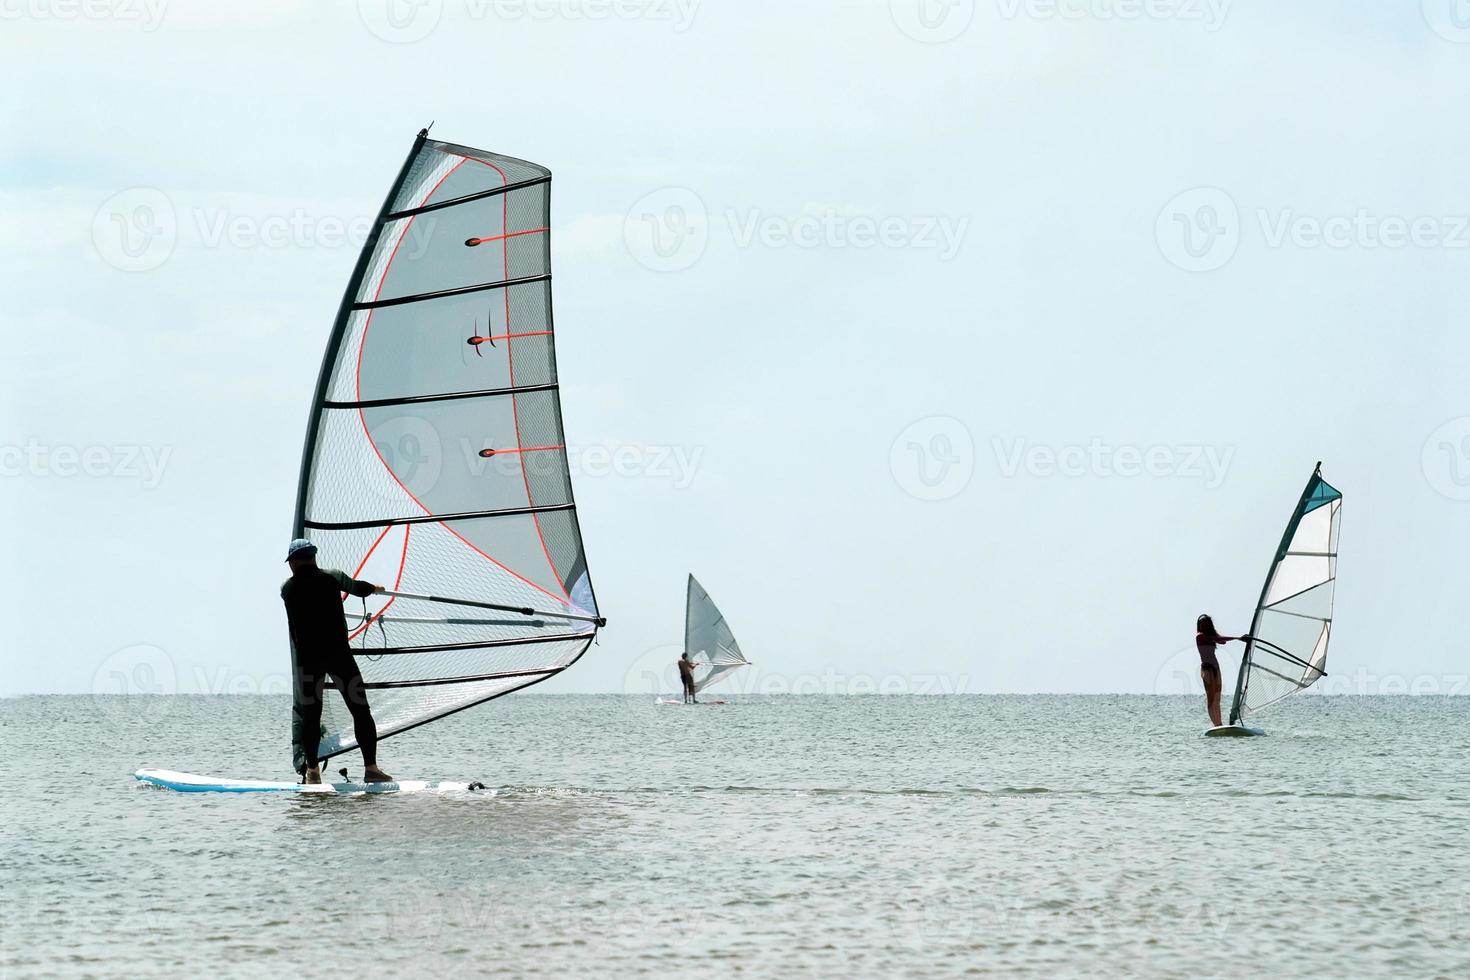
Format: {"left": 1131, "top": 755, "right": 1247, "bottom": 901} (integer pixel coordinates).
{"left": 685, "top": 575, "right": 749, "bottom": 694}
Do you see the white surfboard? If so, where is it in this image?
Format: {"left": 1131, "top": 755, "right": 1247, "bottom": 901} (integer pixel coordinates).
{"left": 134, "top": 768, "right": 483, "bottom": 795}
{"left": 655, "top": 698, "right": 730, "bottom": 706}
{"left": 1204, "top": 725, "right": 1267, "bottom": 738}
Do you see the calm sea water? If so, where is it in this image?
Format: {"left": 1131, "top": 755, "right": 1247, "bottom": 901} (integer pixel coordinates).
{"left": 3, "top": 694, "right": 1467, "bottom": 978}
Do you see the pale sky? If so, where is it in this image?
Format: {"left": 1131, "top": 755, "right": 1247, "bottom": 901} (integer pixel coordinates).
{"left": 2, "top": 0, "right": 1466, "bottom": 699}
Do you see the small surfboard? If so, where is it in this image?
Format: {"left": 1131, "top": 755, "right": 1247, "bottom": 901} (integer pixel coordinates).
{"left": 134, "top": 768, "right": 482, "bottom": 795}
{"left": 655, "top": 698, "right": 730, "bottom": 706}
{"left": 1204, "top": 725, "right": 1266, "bottom": 738}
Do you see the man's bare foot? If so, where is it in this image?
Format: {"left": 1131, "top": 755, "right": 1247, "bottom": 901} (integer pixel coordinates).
{"left": 363, "top": 765, "right": 393, "bottom": 783}
{"left": 303, "top": 766, "right": 321, "bottom": 785}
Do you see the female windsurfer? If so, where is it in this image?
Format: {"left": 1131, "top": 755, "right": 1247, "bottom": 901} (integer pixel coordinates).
{"left": 1196, "top": 614, "right": 1246, "bottom": 728}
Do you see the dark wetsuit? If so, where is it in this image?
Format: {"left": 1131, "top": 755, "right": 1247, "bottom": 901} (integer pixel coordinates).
{"left": 282, "top": 567, "right": 378, "bottom": 771}
{"left": 678, "top": 657, "right": 697, "bottom": 701}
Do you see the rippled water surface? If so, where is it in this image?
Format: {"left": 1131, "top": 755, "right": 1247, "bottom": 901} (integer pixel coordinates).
{"left": 3, "top": 695, "right": 1467, "bottom": 978}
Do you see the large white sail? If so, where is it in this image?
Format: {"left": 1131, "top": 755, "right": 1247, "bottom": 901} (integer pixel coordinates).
{"left": 290, "top": 130, "right": 603, "bottom": 770}
{"left": 685, "top": 575, "right": 749, "bottom": 694}
{"left": 1228, "top": 463, "right": 1341, "bottom": 725}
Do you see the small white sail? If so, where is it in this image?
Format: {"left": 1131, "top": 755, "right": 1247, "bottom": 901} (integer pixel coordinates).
{"left": 685, "top": 575, "right": 750, "bottom": 694}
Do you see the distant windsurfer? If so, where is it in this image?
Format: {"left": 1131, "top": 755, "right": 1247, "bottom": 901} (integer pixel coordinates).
{"left": 678, "top": 651, "right": 699, "bottom": 704}
{"left": 282, "top": 538, "right": 393, "bottom": 784}
{"left": 1196, "top": 614, "right": 1246, "bottom": 728}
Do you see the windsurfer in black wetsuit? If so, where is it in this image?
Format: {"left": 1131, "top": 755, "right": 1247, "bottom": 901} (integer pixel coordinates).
{"left": 282, "top": 538, "right": 393, "bottom": 784}
{"left": 1196, "top": 614, "right": 1246, "bottom": 728}
{"left": 678, "top": 651, "right": 699, "bottom": 704}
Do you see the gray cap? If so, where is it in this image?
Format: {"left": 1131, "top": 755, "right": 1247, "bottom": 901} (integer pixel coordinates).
{"left": 286, "top": 538, "right": 318, "bottom": 562}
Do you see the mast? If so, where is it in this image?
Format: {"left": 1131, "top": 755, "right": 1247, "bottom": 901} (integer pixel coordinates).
{"left": 288, "top": 130, "right": 427, "bottom": 773}
{"left": 683, "top": 573, "right": 694, "bottom": 656}
{"left": 292, "top": 128, "right": 428, "bottom": 540}
{"left": 1227, "top": 462, "right": 1323, "bottom": 726}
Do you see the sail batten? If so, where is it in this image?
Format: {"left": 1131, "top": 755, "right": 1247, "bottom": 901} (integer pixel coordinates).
{"left": 289, "top": 131, "right": 600, "bottom": 771}
{"left": 305, "top": 502, "right": 578, "bottom": 531}
{"left": 387, "top": 174, "right": 551, "bottom": 219}
{"left": 685, "top": 575, "right": 750, "bottom": 694}
{"left": 351, "top": 273, "right": 552, "bottom": 311}
{"left": 325, "top": 381, "right": 560, "bottom": 410}
{"left": 1227, "top": 463, "right": 1341, "bottom": 726}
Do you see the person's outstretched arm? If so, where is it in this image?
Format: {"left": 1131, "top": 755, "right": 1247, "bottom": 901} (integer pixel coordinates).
{"left": 328, "top": 569, "right": 381, "bottom": 598}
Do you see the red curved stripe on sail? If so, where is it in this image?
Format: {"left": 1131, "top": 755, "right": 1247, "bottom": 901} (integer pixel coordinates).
{"left": 344, "top": 524, "right": 390, "bottom": 641}
{"left": 345, "top": 524, "right": 411, "bottom": 642}
{"left": 353, "top": 153, "right": 580, "bottom": 611}
{"left": 469, "top": 153, "right": 571, "bottom": 603}
{"left": 343, "top": 523, "right": 392, "bottom": 601}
